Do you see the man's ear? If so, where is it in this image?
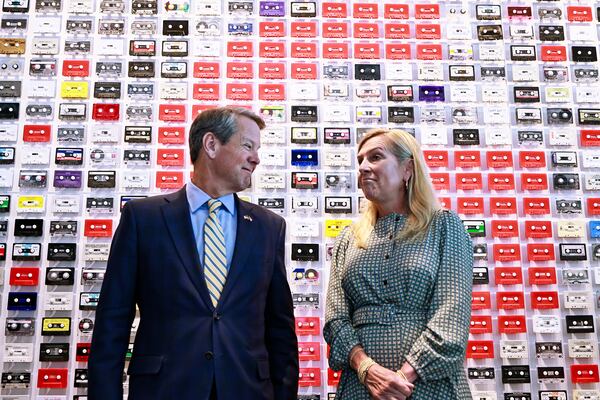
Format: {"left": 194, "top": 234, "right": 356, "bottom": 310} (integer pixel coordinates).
{"left": 202, "top": 132, "right": 219, "bottom": 159}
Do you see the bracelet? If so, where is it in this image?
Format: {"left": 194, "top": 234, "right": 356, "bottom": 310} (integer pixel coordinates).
{"left": 357, "top": 357, "right": 377, "bottom": 385}
{"left": 396, "top": 369, "right": 409, "bottom": 382}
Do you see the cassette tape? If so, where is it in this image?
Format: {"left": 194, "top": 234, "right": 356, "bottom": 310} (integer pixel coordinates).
{"left": 131, "top": 19, "right": 156, "bottom": 35}
{"left": 80, "top": 292, "right": 100, "bottom": 310}
{"left": 566, "top": 315, "right": 595, "bottom": 334}
{"left": 125, "top": 105, "right": 152, "bottom": 122}
{"left": 84, "top": 219, "right": 112, "bottom": 237}
{"left": 467, "top": 367, "right": 495, "bottom": 381}
{"left": 159, "top": 83, "right": 187, "bottom": 101}
{"left": 452, "top": 107, "right": 478, "bottom": 125}
{"left": 477, "top": 25, "right": 503, "bottom": 41}
{"left": 535, "top": 341, "right": 563, "bottom": 359}
{"left": 64, "top": 39, "right": 91, "bottom": 54}
{"left": 573, "top": 46, "right": 598, "bottom": 63}
{"left": 48, "top": 220, "right": 77, "bottom": 238}
{"left": 55, "top": 147, "right": 83, "bottom": 165}
{"left": 0, "top": 168, "right": 12, "bottom": 188}
{"left": 559, "top": 243, "right": 587, "bottom": 261}
{"left": 0, "top": 38, "right": 26, "bottom": 55}
{"left": 500, "top": 340, "right": 528, "bottom": 359}
{"left": 45, "top": 293, "right": 73, "bottom": 311}
{"left": 66, "top": 18, "right": 92, "bottom": 33}
{"left": 162, "top": 19, "right": 189, "bottom": 36}
{"left": 85, "top": 243, "right": 110, "bottom": 261}
{"left": 87, "top": 170, "right": 116, "bottom": 188}
{"left": 547, "top": 108, "right": 573, "bottom": 125}
{"left": 551, "top": 151, "right": 578, "bottom": 168}
{"left": 16, "top": 195, "right": 45, "bottom": 213}
{"left": 46, "top": 267, "right": 74, "bottom": 286}
{"left": 98, "top": 18, "right": 125, "bottom": 35}
{"left": 552, "top": 173, "right": 580, "bottom": 190}
{"left": 122, "top": 170, "right": 150, "bottom": 189}
{"left": 538, "top": 366, "right": 565, "bottom": 384}
{"left": 515, "top": 108, "right": 542, "bottom": 125}
{"left": 52, "top": 170, "right": 82, "bottom": 189}
{"left": 569, "top": 339, "right": 596, "bottom": 359}
{"left": 291, "top": 196, "right": 318, "bottom": 214}
{"left": 539, "top": 25, "right": 565, "bottom": 42}
{"left": 42, "top": 317, "right": 71, "bottom": 336}
{"left": 7, "top": 291, "right": 37, "bottom": 310}
{"left": 573, "top": 390, "right": 600, "bottom": 400}
{"left": 128, "top": 61, "right": 155, "bottom": 78}
{"left": 479, "top": 43, "right": 505, "bottom": 61}
{"left": 511, "top": 45, "right": 536, "bottom": 62}
{"left": 1, "top": 372, "right": 31, "bottom": 389}
{"left": 547, "top": 87, "right": 572, "bottom": 103}
{"left": 574, "top": 68, "right": 599, "bottom": 83}
{"left": 47, "top": 243, "right": 77, "bottom": 261}
{"left": 0, "top": 146, "right": 14, "bottom": 164}
{"left": 475, "top": 4, "right": 500, "bottom": 20}
{"left": 387, "top": 106, "right": 414, "bottom": 124}
{"left": 291, "top": 171, "right": 318, "bottom": 190}
{"left": 585, "top": 174, "right": 600, "bottom": 190}
{"left": 448, "top": 44, "right": 473, "bottom": 61}
{"left": 58, "top": 103, "right": 86, "bottom": 121}
{"left": 449, "top": 65, "right": 474, "bottom": 82}
{"left": 99, "top": 0, "right": 124, "bottom": 12}
{"left": 129, "top": 39, "right": 155, "bottom": 56}
{"left": 512, "top": 64, "right": 537, "bottom": 83}
{"left": 543, "top": 66, "right": 568, "bottom": 83}
{"left": 29, "top": 58, "right": 56, "bottom": 78}
{"left": 564, "top": 291, "right": 591, "bottom": 309}
{"left": 93, "top": 82, "right": 121, "bottom": 100}
{"left": 18, "top": 169, "right": 46, "bottom": 188}
{"left": 39, "top": 343, "right": 69, "bottom": 362}
{"left": 501, "top": 365, "right": 530, "bottom": 384}
{"left": 162, "top": 40, "right": 188, "bottom": 57}
{"left": 257, "top": 197, "right": 285, "bottom": 214}
{"left": 96, "top": 61, "right": 122, "bottom": 78}
{"left": 13, "top": 218, "right": 43, "bottom": 237}
{"left": 255, "top": 171, "right": 285, "bottom": 190}
{"left": 324, "top": 196, "right": 351, "bottom": 214}
{"left": 472, "top": 266, "right": 489, "bottom": 285}
{"left": 76, "top": 342, "right": 91, "bottom": 362}
{"left": 5, "top": 317, "right": 34, "bottom": 336}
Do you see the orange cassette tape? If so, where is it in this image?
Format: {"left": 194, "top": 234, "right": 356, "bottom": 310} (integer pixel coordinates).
{"left": 384, "top": 22, "right": 410, "bottom": 39}
{"left": 258, "top": 62, "right": 285, "bottom": 80}
{"left": 259, "top": 21, "right": 285, "bottom": 37}
{"left": 158, "top": 126, "right": 185, "bottom": 144}
{"left": 290, "top": 21, "right": 317, "bottom": 38}
{"left": 353, "top": 2, "right": 378, "bottom": 19}
{"left": 489, "top": 197, "right": 517, "bottom": 215}
{"left": 384, "top": 3, "right": 409, "bottom": 19}
{"left": 495, "top": 267, "right": 523, "bottom": 285}
{"left": 322, "top": 42, "right": 350, "bottom": 59}
{"left": 259, "top": 42, "right": 285, "bottom": 58}
{"left": 156, "top": 148, "right": 185, "bottom": 167}
{"left": 193, "top": 61, "right": 220, "bottom": 79}
{"left": 322, "top": 2, "right": 348, "bottom": 18}
{"left": 486, "top": 151, "right": 514, "bottom": 169}
{"left": 322, "top": 22, "right": 349, "bottom": 39}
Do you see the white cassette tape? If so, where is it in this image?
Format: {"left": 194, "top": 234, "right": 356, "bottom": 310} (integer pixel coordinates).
{"left": 121, "top": 170, "right": 150, "bottom": 189}
{"left": 260, "top": 127, "right": 285, "bottom": 145}
{"left": 323, "top": 149, "right": 352, "bottom": 167}
{"left": 573, "top": 389, "right": 600, "bottom": 400}
{"left": 533, "top": 315, "right": 561, "bottom": 334}
{"left": 4, "top": 343, "right": 34, "bottom": 363}
{"left": 451, "top": 86, "right": 477, "bottom": 102}
{"left": 500, "top": 340, "right": 528, "bottom": 359}
{"left": 27, "top": 80, "right": 56, "bottom": 98}
{"left": 91, "top": 124, "right": 120, "bottom": 143}
{"left": 44, "top": 293, "right": 74, "bottom": 311}
{"left": 193, "top": 40, "right": 221, "bottom": 57}
{"left": 22, "top": 146, "right": 51, "bottom": 165}
{"left": 290, "top": 83, "right": 319, "bottom": 100}
{"left": 479, "top": 43, "right": 505, "bottom": 61}
{"left": 575, "top": 87, "right": 599, "bottom": 103}
{"left": 563, "top": 291, "right": 591, "bottom": 309}
{"left": 417, "top": 63, "right": 443, "bottom": 81}
{"left": 546, "top": 87, "right": 572, "bottom": 103}
{"left": 446, "top": 23, "right": 472, "bottom": 40}
{"left": 485, "top": 127, "right": 512, "bottom": 146}
{"left": 471, "top": 392, "right": 497, "bottom": 400}
{"left": 420, "top": 126, "right": 448, "bottom": 145}
{"left": 85, "top": 243, "right": 110, "bottom": 261}
{"left": 290, "top": 220, "right": 320, "bottom": 238}
{"left": 159, "top": 82, "right": 188, "bottom": 100}
{"left": 481, "top": 86, "right": 507, "bottom": 103}
{"left": 386, "top": 63, "right": 412, "bottom": 81}
{"left": 568, "top": 339, "right": 596, "bottom": 359}
{"left": 52, "top": 195, "right": 81, "bottom": 213}
{"left": 569, "top": 25, "right": 596, "bottom": 42}
{"left": 548, "top": 129, "right": 577, "bottom": 146}
{"left": 67, "top": 0, "right": 94, "bottom": 13}
{"left": 323, "top": 105, "right": 351, "bottom": 122}
{"left": 482, "top": 107, "right": 508, "bottom": 125}
{"left": 255, "top": 171, "right": 285, "bottom": 190}
{"left": 582, "top": 153, "right": 600, "bottom": 168}
{"left": 512, "top": 64, "right": 538, "bottom": 82}
{"left": 0, "top": 124, "right": 18, "bottom": 142}
{"left": 258, "top": 148, "right": 285, "bottom": 167}
{"left": 0, "top": 168, "right": 13, "bottom": 188}
{"left": 34, "top": 16, "right": 62, "bottom": 34}
{"left": 97, "top": 39, "right": 124, "bottom": 56}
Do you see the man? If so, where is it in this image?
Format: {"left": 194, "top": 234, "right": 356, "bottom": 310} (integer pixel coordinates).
{"left": 88, "top": 107, "right": 299, "bottom": 400}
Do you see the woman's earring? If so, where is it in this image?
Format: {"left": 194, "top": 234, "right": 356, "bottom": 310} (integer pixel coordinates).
{"left": 405, "top": 178, "right": 409, "bottom": 190}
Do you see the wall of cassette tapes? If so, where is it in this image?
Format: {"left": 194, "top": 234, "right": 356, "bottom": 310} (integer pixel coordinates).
{"left": 0, "top": 0, "right": 600, "bottom": 398}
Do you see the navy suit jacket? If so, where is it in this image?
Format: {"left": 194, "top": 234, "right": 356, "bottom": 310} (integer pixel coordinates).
{"left": 88, "top": 187, "right": 298, "bottom": 400}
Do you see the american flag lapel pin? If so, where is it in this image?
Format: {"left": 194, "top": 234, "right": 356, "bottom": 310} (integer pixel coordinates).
{"left": 243, "top": 215, "right": 253, "bottom": 222}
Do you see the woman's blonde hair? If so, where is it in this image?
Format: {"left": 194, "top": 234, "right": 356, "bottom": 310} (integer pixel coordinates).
{"left": 352, "top": 128, "right": 440, "bottom": 248}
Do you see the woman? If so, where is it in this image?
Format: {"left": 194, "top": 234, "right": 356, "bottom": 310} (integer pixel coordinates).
{"left": 324, "top": 128, "right": 473, "bottom": 400}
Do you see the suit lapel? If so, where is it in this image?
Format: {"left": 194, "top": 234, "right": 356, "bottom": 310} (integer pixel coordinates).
{"left": 160, "top": 186, "right": 213, "bottom": 309}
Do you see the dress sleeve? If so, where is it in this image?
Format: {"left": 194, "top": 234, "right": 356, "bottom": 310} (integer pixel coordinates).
{"left": 404, "top": 211, "right": 473, "bottom": 381}
{"left": 323, "top": 228, "right": 362, "bottom": 371}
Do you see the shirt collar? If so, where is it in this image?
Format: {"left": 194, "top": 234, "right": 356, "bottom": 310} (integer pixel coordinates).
{"left": 186, "top": 182, "right": 235, "bottom": 215}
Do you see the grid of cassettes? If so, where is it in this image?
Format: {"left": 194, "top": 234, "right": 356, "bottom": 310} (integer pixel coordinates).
{"left": 1, "top": 0, "right": 600, "bottom": 398}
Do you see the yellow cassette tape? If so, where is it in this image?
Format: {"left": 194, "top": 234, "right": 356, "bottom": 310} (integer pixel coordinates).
{"left": 325, "top": 219, "right": 353, "bottom": 238}
{"left": 17, "top": 195, "right": 45, "bottom": 212}
{"left": 60, "top": 81, "right": 89, "bottom": 99}
{"left": 41, "top": 317, "right": 71, "bottom": 336}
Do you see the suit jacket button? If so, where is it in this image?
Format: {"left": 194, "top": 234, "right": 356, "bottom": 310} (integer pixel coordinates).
{"left": 213, "top": 312, "right": 221, "bottom": 321}
{"left": 205, "top": 352, "right": 214, "bottom": 360}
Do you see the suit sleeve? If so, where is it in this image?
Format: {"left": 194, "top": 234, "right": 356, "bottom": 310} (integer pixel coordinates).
{"left": 265, "top": 218, "right": 299, "bottom": 400}
{"left": 404, "top": 211, "right": 473, "bottom": 382}
{"left": 88, "top": 202, "right": 139, "bottom": 400}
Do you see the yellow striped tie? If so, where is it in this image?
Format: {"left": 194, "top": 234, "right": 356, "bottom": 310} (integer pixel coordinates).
{"left": 204, "top": 199, "right": 228, "bottom": 307}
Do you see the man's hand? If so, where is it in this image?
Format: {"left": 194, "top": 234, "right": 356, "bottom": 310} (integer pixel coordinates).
{"left": 364, "top": 363, "right": 415, "bottom": 400}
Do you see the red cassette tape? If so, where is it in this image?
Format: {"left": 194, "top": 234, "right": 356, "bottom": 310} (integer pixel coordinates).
{"left": 456, "top": 173, "right": 483, "bottom": 191}
{"left": 587, "top": 198, "right": 600, "bottom": 215}
{"left": 353, "top": 22, "right": 380, "bottom": 39}
{"left": 299, "top": 368, "right": 321, "bottom": 387}
{"left": 384, "top": 23, "right": 410, "bottom": 39}
{"left": 580, "top": 130, "right": 600, "bottom": 147}
{"left": 415, "top": 3, "right": 440, "bottom": 19}
{"left": 258, "top": 42, "right": 285, "bottom": 59}
{"left": 457, "top": 197, "right": 484, "bottom": 215}
{"left": 528, "top": 267, "right": 557, "bottom": 286}
{"left": 521, "top": 173, "right": 549, "bottom": 191}
{"left": 524, "top": 220, "right": 552, "bottom": 239}
{"left": 191, "top": 105, "right": 216, "bottom": 119}
{"left": 291, "top": 21, "right": 317, "bottom": 38}
{"left": 530, "top": 291, "right": 559, "bottom": 309}
{"left": 522, "top": 197, "right": 550, "bottom": 215}
{"left": 385, "top": 43, "right": 411, "bottom": 60}
{"left": 493, "top": 244, "right": 521, "bottom": 262}
{"left": 540, "top": 45, "right": 567, "bottom": 62}
{"left": 259, "top": 62, "right": 285, "bottom": 80}
{"left": 84, "top": 219, "right": 113, "bottom": 238}
{"left": 159, "top": 104, "right": 186, "bottom": 122}
{"left": 193, "top": 61, "right": 220, "bottom": 79}
{"left": 567, "top": 6, "right": 593, "bottom": 22}
{"left": 23, "top": 124, "right": 51, "bottom": 142}
{"left": 37, "top": 368, "right": 68, "bottom": 389}
{"left": 226, "top": 83, "right": 253, "bottom": 101}
{"left": 322, "top": 42, "right": 350, "bottom": 59}
{"left": 455, "top": 151, "right": 481, "bottom": 169}
{"left": 354, "top": 42, "right": 381, "bottom": 59}
{"left": 471, "top": 291, "right": 491, "bottom": 310}
{"left": 571, "top": 364, "right": 599, "bottom": 384}
{"left": 227, "top": 41, "right": 253, "bottom": 58}
{"left": 495, "top": 267, "right": 523, "bottom": 285}
{"left": 353, "top": 2, "right": 378, "bottom": 19}
{"left": 291, "top": 62, "right": 317, "bottom": 80}
{"left": 507, "top": 6, "right": 532, "bottom": 19}
{"left": 488, "top": 173, "right": 515, "bottom": 191}
{"left": 226, "top": 62, "right": 254, "bottom": 79}
{"left": 489, "top": 197, "right": 517, "bottom": 215}
{"left": 295, "top": 317, "right": 320, "bottom": 336}
{"left": 527, "top": 243, "right": 555, "bottom": 262}
{"left": 76, "top": 342, "right": 91, "bottom": 362}
{"left": 519, "top": 151, "right": 546, "bottom": 169}
{"left": 438, "top": 196, "right": 451, "bottom": 210}
{"left": 156, "top": 171, "right": 184, "bottom": 189}
{"left": 496, "top": 291, "right": 525, "bottom": 310}
{"left": 491, "top": 220, "right": 519, "bottom": 239}
{"left": 192, "top": 83, "right": 220, "bottom": 101}
{"left": 416, "top": 43, "right": 442, "bottom": 60}
{"left": 415, "top": 23, "right": 441, "bottom": 40}
{"left": 62, "top": 59, "right": 90, "bottom": 77}
{"left": 158, "top": 126, "right": 185, "bottom": 145}
{"left": 470, "top": 315, "right": 493, "bottom": 334}
{"left": 259, "top": 21, "right": 285, "bottom": 38}
{"left": 322, "top": 2, "right": 348, "bottom": 18}
{"left": 322, "top": 22, "right": 349, "bottom": 39}
{"left": 423, "top": 150, "right": 448, "bottom": 168}
{"left": 466, "top": 340, "right": 495, "bottom": 359}
{"left": 157, "top": 148, "right": 185, "bottom": 167}
{"left": 291, "top": 42, "right": 317, "bottom": 59}
{"left": 298, "top": 342, "right": 321, "bottom": 362}
{"left": 430, "top": 172, "right": 450, "bottom": 191}
{"left": 9, "top": 267, "right": 40, "bottom": 286}
{"left": 384, "top": 3, "right": 409, "bottom": 19}
{"left": 498, "top": 315, "right": 527, "bottom": 334}
{"left": 486, "top": 151, "right": 514, "bottom": 169}
{"left": 327, "top": 369, "right": 341, "bottom": 386}
{"left": 92, "top": 103, "right": 120, "bottom": 121}
{"left": 258, "top": 84, "right": 285, "bottom": 101}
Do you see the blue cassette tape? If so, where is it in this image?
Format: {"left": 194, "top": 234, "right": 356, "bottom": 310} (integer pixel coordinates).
{"left": 291, "top": 149, "right": 318, "bottom": 167}
{"left": 419, "top": 85, "right": 445, "bottom": 102}
{"left": 7, "top": 292, "right": 37, "bottom": 311}
{"left": 590, "top": 221, "right": 600, "bottom": 238}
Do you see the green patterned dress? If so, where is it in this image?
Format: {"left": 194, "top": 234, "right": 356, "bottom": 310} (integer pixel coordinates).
{"left": 324, "top": 210, "right": 473, "bottom": 399}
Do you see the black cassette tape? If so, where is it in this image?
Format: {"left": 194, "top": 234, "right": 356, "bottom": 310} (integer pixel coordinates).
{"left": 47, "top": 243, "right": 76, "bottom": 261}
{"left": 547, "top": 108, "right": 573, "bottom": 124}
{"left": 290, "top": 1, "right": 316, "bottom": 17}
{"left": 228, "top": 1, "right": 253, "bottom": 14}
{"left": 510, "top": 45, "right": 536, "bottom": 62}
{"left": 82, "top": 268, "right": 106, "bottom": 284}
{"left": 291, "top": 106, "right": 318, "bottom": 123}
{"left": 323, "top": 127, "right": 350, "bottom": 144}
{"left": 87, "top": 170, "right": 116, "bottom": 188}
{"left": 96, "top": 61, "right": 122, "bottom": 77}
{"left": 0, "top": 80, "right": 21, "bottom": 98}
{"left": 572, "top": 46, "right": 598, "bottom": 63}
{"left": 94, "top": 82, "right": 121, "bottom": 99}
{"left": 480, "top": 67, "right": 506, "bottom": 81}
{"left": 387, "top": 106, "right": 414, "bottom": 123}
{"left": 64, "top": 40, "right": 91, "bottom": 54}
{"left": 553, "top": 173, "right": 580, "bottom": 190}
{"left": 131, "top": 0, "right": 157, "bottom": 14}
{"left": 57, "top": 127, "right": 85, "bottom": 143}
{"left": 46, "top": 267, "right": 75, "bottom": 285}
{"left": 543, "top": 66, "right": 568, "bottom": 82}
{"left": 35, "top": 0, "right": 61, "bottom": 11}
{"left": 355, "top": 64, "right": 381, "bottom": 81}
{"left": 128, "top": 61, "right": 155, "bottom": 78}
{"left": 1, "top": 17, "right": 27, "bottom": 29}
{"left": 468, "top": 367, "right": 495, "bottom": 380}
{"left": 25, "top": 103, "right": 53, "bottom": 118}
{"left": 501, "top": 365, "right": 530, "bottom": 384}
{"left": 29, "top": 58, "right": 56, "bottom": 77}
{"left": 551, "top": 151, "right": 577, "bottom": 168}
{"left": 291, "top": 243, "right": 319, "bottom": 262}
{"left": 0, "top": 103, "right": 19, "bottom": 120}
{"left": 453, "top": 129, "right": 480, "bottom": 146}
{"left": 593, "top": 244, "right": 600, "bottom": 261}
{"left": 535, "top": 341, "right": 563, "bottom": 358}
{"left": 162, "top": 40, "right": 188, "bottom": 57}
{"left": 539, "top": 25, "right": 564, "bottom": 42}
{"left": 324, "top": 196, "right": 352, "bottom": 214}
{"left": 5, "top": 318, "right": 35, "bottom": 336}
{"left": 324, "top": 172, "right": 352, "bottom": 190}
{"left": 578, "top": 108, "right": 600, "bottom": 125}
{"left": 0, "top": 146, "right": 15, "bottom": 164}
{"left": 0, "top": 219, "right": 7, "bottom": 234}
{"left": 98, "top": 19, "right": 124, "bottom": 35}
{"left": 574, "top": 68, "right": 599, "bottom": 82}
{"left": 80, "top": 292, "right": 100, "bottom": 310}
{"left": 55, "top": 147, "right": 83, "bottom": 165}
{"left": 123, "top": 149, "right": 150, "bottom": 165}
{"left": 566, "top": 315, "right": 595, "bottom": 334}
{"left": 559, "top": 243, "right": 586, "bottom": 261}
{"left": 537, "top": 367, "right": 565, "bottom": 383}
{"left": 1, "top": 372, "right": 31, "bottom": 389}
{"left": 448, "top": 65, "right": 475, "bottom": 81}
{"left": 323, "top": 64, "right": 350, "bottom": 79}
{"left": 257, "top": 197, "right": 285, "bottom": 212}
{"left": 39, "top": 343, "right": 70, "bottom": 362}
{"left": 518, "top": 130, "right": 543, "bottom": 145}
{"left": 556, "top": 199, "right": 582, "bottom": 214}
{"left": 66, "top": 18, "right": 93, "bottom": 34}
{"left": 472, "top": 267, "right": 489, "bottom": 285}
{"left": 504, "top": 394, "right": 530, "bottom": 400}
{"left": 162, "top": 20, "right": 188, "bottom": 36}
{"left": 514, "top": 87, "right": 540, "bottom": 103}
{"left": 14, "top": 219, "right": 43, "bottom": 236}
{"left": 124, "top": 126, "right": 152, "bottom": 143}
{"left": 74, "top": 368, "right": 89, "bottom": 387}
{"left": 477, "top": 25, "right": 503, "bottom": 41}
{"left": 86, "top": 197, "right": 114, "bottom": 213}
{"left": 12, "top": 243, "right": 41, "bottom": 261}
{"left": 49, "top": 220, "right": 78, "bottom": 236}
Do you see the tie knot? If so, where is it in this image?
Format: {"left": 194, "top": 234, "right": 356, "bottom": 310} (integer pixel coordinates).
{"left": 207, "top": 199, "right": 222, "bottom": 213}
